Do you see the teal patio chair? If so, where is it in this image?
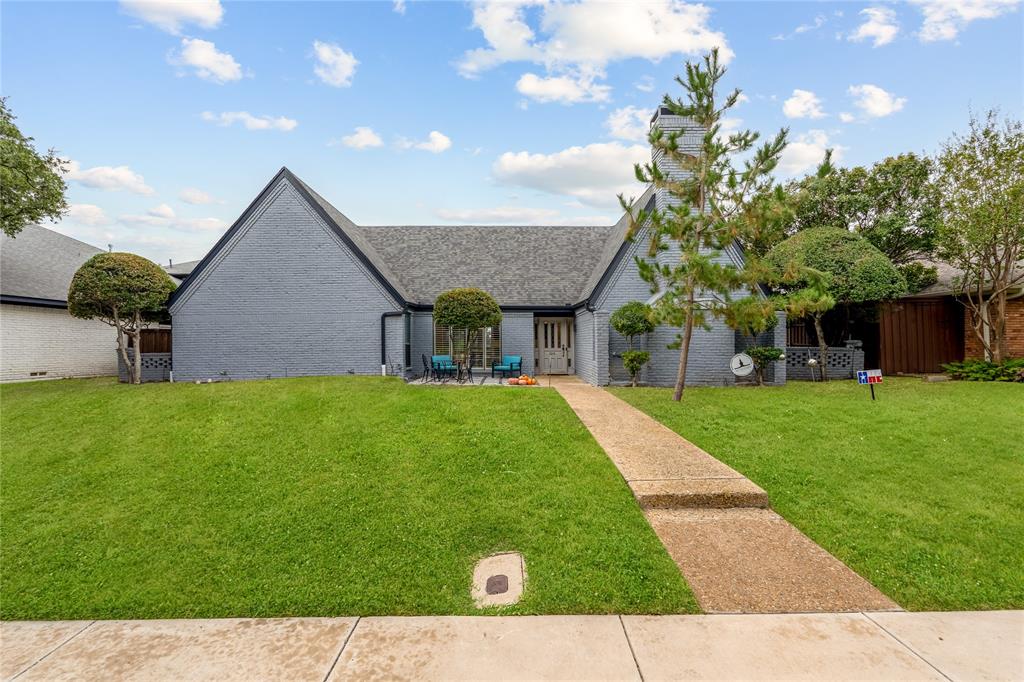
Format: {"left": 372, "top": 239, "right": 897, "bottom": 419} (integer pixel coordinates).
{"left": 491, "top": 355, "right": 522, "bottom": 379}
{"left": 431, "top": 355, "right": 458, "bottom": 382}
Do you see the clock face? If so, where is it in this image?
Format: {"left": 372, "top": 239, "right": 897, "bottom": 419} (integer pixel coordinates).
{"left": 730, "top": 352, "right": 755, "bottom": 376}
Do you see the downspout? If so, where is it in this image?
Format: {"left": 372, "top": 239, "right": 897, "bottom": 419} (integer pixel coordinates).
{"left": 381, "top": 309, "right": 405, "bottom": 375}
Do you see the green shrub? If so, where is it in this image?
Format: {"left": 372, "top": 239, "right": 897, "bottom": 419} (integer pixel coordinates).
{"left": 747, "top": 346, "right": 784, "bottom": 386}
{"left": 942, "top": 358, "right": 1024, "bottom": 382}
{"left": 621, "top": 350, "right": 651, "bottom": 387}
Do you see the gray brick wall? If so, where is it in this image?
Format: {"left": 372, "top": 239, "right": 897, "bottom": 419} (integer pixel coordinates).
{"left": 501, "top": 312, "right": 534, "bottom": 376}
{"left": 170, "top": 178, "right": 403, "bottom": 381}
{"left": 118, "top": 350, "right": 172, "bottom": 383}
{"left": 410, "top": 311, "right": 434, "bottom": 377}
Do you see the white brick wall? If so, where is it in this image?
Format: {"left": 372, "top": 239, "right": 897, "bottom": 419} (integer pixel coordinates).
{"left": 1, "top": 304, "right": 118, "bottom": 382}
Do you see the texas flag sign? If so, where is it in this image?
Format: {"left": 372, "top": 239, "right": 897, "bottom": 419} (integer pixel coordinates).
{"left": 857, "top": 369, "right": 883, "bottom": 384}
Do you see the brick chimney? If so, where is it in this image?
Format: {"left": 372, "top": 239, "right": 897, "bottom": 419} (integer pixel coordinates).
{"left": 649, "top": 106, "right": 704, "bottom": 213}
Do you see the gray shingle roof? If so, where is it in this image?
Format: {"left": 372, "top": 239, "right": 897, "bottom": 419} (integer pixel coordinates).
{"left": 357, "top": 223, "right": 623, "bottom": 306}
{"left": 163, "top": 260, "right": 201, "bottom": 278}
{"left": 0, "top": 224, "right": 104, "bottom": 303}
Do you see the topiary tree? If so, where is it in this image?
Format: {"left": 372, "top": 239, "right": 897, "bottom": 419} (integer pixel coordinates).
{"left": 747, "top": 346, "right": 784, "bottom": 386}
{"left": 611, "top": 301, "right": 655, "bottom": 386}
{"left": 766, "top": 226, "right": 904, "bottom": 379}
{"left": 432, "top": 288, "right": 502, "bottom": 369}
{"left": 68, "top": 252, "right": 177, "bottom": 384}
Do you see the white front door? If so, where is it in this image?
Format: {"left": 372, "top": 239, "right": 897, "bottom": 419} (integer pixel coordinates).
{"left": 535, "top": 318, "right": 573, "bottom": 374}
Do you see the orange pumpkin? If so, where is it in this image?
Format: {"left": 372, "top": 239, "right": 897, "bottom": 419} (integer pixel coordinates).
{"left": 508, "top": 378, "right": 519, "bottom": 385}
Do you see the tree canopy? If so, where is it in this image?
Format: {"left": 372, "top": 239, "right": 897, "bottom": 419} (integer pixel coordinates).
{"left": 935, "top": 110, "right": 1024, "bottom": 362}
{"left": 432, "top": 288, "right": 502, "bottom": 331}
{"left": 765, "top": 227, "right": 906, "bottom": 306}
{"left": 1, "top": 98, "right": 68, "bottom": 237}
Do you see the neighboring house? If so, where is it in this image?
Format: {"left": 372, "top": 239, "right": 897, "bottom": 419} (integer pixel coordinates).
{"left": 168, "top": 109, "right": 786, "bottom": 386}
{"left": 0, "top": 224, "right": 117, "bottom": 382}
{"left": 877, "top": 260, "right": 1024, "bottom": 373}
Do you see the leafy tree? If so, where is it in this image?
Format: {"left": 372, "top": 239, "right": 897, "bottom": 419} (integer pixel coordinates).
{"left": 754, "top": 152, "right": 940, "bottom": 292}
{"left": 432, "top": 288, "right": 502, "bottom": 368}
{"left": 1, "top": 98, "right": 68, "bottom": 237}
{"left": 68, "top": 253, "right": 177, "bottom": 384}
{"left": 621, "top": 49, "right": 788, "bottom": 400}
{"left": 722, "top": 295, "right": 779, "bottom": 343}
{"left": 766, "top": 227, "right": 904, "bottom": 379}
{"left": 935, "top": 111, "right": 1024, "bottom": 363}
{"left": 746, "top": 346, "right": 784, "bottom": 386}
{"left": 611, "top": 301, "right": 655, "bottom": 386}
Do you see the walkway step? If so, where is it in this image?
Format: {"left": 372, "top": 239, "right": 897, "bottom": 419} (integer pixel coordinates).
{"left": 630, "top": 478, "right": 769, "bottom": 510}
{"left": 646, "top": 508, "right": 900, "bottom": 614}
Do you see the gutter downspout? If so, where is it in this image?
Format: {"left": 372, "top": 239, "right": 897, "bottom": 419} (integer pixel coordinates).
{"left": 381, "top": 309, "right": 405, "bottom": 375}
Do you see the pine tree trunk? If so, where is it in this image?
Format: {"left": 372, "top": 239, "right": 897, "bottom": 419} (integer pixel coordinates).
{"left": 813, "top": 313, "right": 829, "bottom": 381}
{"left": 672, "top": 292, "right": 697, "bottom": 401}
{"left": 131, "top": 311, "right": 143, "bottom": 385}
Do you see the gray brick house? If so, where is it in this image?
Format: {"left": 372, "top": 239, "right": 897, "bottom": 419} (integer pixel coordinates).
{"left": 168, "top": 109, "right": 786, "bottom": 386}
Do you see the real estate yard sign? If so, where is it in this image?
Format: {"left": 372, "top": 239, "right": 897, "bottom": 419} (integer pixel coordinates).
{"left": 857, "top": 369, "right": 883, "bottom": 400}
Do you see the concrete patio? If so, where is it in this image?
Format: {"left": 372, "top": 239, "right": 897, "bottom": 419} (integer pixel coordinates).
{"left": 3, "top": 611, "right": 1021, "bottom": 681}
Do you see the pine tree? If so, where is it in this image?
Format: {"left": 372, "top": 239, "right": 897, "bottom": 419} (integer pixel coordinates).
{"left": 621, "top": 49, "right": 788, "bottom": 400}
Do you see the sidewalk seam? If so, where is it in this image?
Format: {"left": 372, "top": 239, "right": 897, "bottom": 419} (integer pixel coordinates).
{"left": 321, "top": 616, "right": 360, "bottom": 682}
{"left": 861, "top": 612, "right": 953, "bottom": 681}
{"left": 10, "top": 620, "right": 96, "bottom": 681}
{"left": 618, "top": 616, "right": 645, "bottom": 682}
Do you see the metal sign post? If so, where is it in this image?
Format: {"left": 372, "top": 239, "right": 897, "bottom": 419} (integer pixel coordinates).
{"left": 857, "top": 369, "right": 883, "bottom": 400}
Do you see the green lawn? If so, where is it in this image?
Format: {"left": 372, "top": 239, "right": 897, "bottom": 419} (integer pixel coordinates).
{"left": 610, "top": 378, "right": 1024, "bottom": 611}
{"left": 1, "top": 377, "right": 696, "bottom": 620}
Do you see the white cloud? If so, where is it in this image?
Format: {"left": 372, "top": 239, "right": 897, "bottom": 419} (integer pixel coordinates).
{"left": 338, "top": 126, "right": 384, "bottom": 149}
{"left": 149, "top": 203, "right": 176, "bottom": 219}
{"left": 179, "top": 187, "right": 217, "bottom": 204}
{"left": 458, "top": 0, "right": 730, "bottom": 104}
{"left": 849, "top": 7, "right": 900, "bottom": 47}
{"left": 718, "top": 117, "right": 743, "bottom": 139}
{"left": 393, "top": 0, "right": 406, "bottom": 14}
{"left": 66, "top": 204, "right": 109, "bottom": 226}
{"left": 605, "top": 106, "right": 651, "bottom": 142}
{"left": 735, "top": 92, "right": 750, "bottom": 106}
{"left": 312, "top": 40, "right": 358, "bottom": 87}
{"left": 397, "top": 131, "right": 452, "bottom": 153}
{"left": 516, "top": 71, "right": 610, "bottom": 104}
{"left": 839, "top": 112, "right": 856, "bottom": 123}
{"left": 772, "top": 13, "right": 827, "bottom": 40}
{"left": 634, "top": 75, "right": 655, "bottom": 92}
{"left": 434, "top": 206, "right": 609, "bottom": 225}
{"left": 120, "top": 0, "right": 223, "bottom": 34}
{"left": 778, "top": 130, "right": 844, "bottom": 176}
{"left": 66, "top": 160, "right": 155, "bottom": 195}
{"left": 910, "top": 0, "right": 1019, "bottom": 42}
{"left": 783, "top": 89, "right": 826, "bottom": 119}
{"left": 201, "top": 111, "right": 298, "bottom": 131}
{"left": 492, "top": 141, "right": 648, "bottom": 208}
{"left": 121, "top": 209, "right": 226, "bottom": 232}
{"left": 171, "top": 38, "right": 242, "bottom": 83}
{"left": 848, "top": 84, "right": 906, "bottom": 118}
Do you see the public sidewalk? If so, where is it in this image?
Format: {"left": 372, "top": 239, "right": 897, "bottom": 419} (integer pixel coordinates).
{"left": 3, "top": 611, "right": 1021, "bottom": 681}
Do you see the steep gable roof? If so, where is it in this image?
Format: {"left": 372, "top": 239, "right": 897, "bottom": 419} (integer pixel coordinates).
{"left": 0, "top": 224, "right": 104, "bottom": 306}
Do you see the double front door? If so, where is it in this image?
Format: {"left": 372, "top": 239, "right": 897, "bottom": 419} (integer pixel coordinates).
{"left": 536, "top": 317, "right": 573, "bottom": 375}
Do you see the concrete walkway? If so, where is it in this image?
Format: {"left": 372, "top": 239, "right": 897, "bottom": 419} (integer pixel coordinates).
{"left": 3, "top": 611, "right": 1020, "bottom": 681}
{"left": 549, "top": 376, "right": 898, "bottom": 614}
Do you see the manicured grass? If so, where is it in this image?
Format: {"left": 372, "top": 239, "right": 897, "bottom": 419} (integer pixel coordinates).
{"left": 610, "top": 378, "right": 1024, "bottom": 611}
{"left": 1, "top": 377, "right": 697, "bottom": 620}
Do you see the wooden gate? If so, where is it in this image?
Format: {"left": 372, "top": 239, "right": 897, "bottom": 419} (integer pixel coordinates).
{"left": 879, "top": 298, "right": 963, "bottom": 374}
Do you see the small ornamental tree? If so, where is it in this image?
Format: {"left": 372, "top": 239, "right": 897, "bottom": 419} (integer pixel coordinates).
{"left": 723, "top": 296, "right": 781, "bottom": 386}
{"left": 747, "top": 346, "right": 784, "bottom": 386}
{"left": 766, "top": 227, "right": 904, "bottom": 379}
{"left": 611, "top": 301, "right": 655, "bottom": 386}
{"left": 432, "top": 288, "right": 502, "bottom": 368}
{"left": 68, "top": 253, "right": 177, "bottom": 384}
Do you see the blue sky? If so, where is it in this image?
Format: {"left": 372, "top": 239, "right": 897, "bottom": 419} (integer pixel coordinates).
{"left": 3, "top": 0, "right": 1021, "bottom": 263}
